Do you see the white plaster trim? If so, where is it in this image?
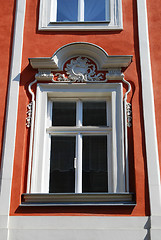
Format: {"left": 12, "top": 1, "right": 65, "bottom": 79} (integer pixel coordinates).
{"left": 29, "top": 42, "right": 132, "bottom": 71}
{"left": 137, "top": 0, "right": 161, "bottom": 218}
{"left": 7, "top": 216, "right": 150, "bottom": 240}
{"left": 8, "top": 216, "right": 149, "bottom": 230}
{"left": 0, "top": 0, "right": 26, "bottom": 234}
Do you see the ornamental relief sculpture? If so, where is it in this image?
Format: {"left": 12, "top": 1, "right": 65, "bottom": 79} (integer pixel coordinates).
{"left": 27, "top": 55, "right": 132, "bottom": 128}
{"left": 54, "top": 57, "right": 107, "bottom": 83}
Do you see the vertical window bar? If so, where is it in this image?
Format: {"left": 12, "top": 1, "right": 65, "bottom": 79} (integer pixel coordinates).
{"left": 111, "top": 91, "right": 117, "bottom": 192}
{"left": 50, "top": 0, "right": 57, "bottom": 22}
{"left": 106, "top": 100, "right": 109, "bottom": 127}
{"left": 76, "top": 100, "right": 82, "bottom": 193}
{"left": 105, "top": 0, "right": 110, "bottom": 21}
{"left": 76, "top": 100, "right": 82, "bottom": 127}
{"left": 107, "top": 133, "right": 113, "bottom": 192}
{"left": 76, "top": 133, "right": 82, "bottom": 193}
{"left": 78, "top": 0, "right": 84, "bottom": 21}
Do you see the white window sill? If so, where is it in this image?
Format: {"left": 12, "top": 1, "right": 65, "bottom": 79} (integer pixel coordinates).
{"left": 39, "top": 22, "right": 123, "bottom": 31}
{"left": 21, "top": 193, "right": 135, "bottom": 206}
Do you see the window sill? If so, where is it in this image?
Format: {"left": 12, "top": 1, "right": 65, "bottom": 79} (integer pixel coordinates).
{"left": 21, "top": 193, "right": 135, "bottom": 206}
{"left": 39, "top": 22, "right": 123, "bottom": 31}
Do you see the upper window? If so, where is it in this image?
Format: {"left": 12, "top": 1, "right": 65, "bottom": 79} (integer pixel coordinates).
{"left": 39, "top": 0, "right": 123, "bottom": 30}
{"left": 51, "top": 0, "right": 110, "bottom": 23}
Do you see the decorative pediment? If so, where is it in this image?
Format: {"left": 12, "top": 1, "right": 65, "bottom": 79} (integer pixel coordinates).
{"left": 29, "top": 42, "right": 132, "bottom": 75}
{"left": 27, "top": 42, "right": 133, "bottom": 128}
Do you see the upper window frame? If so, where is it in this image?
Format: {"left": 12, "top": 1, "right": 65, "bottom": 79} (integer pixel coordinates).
{"left": 39, "top": 0, "right": 123, "bottom": 31}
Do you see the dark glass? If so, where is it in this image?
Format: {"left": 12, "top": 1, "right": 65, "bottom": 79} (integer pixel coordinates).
{"left": 57, "top": 0, "right": 78, "bottom": 22}
{"left": 49, "top": 136, "right": 75, "bottom": 193}
{"left": 52, "top": 102, "right": 76, "bottom": 126}
{"left": 84, "top": 0, "right": 106, "bottom": 22}
{"left": 82, "top": 136, "right": 107, "bottom": 192}
{"left": 83, "top": 101, "right": 107, "bottom": 126}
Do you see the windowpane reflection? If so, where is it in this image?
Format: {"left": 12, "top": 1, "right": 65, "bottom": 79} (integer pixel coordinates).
{"left": 52, "top": 102, "right": 76, "bottom": 126}
{"left": 82, "top": 135, "right": 108, "bottom": 192}
{"left": 83, "top": 101, "right": 107, "bottom": 126}
{"left": 49, "top": 136, "right": 75, "bottom": 193}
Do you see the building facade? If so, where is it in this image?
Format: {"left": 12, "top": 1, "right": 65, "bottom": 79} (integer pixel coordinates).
{"left": 0, "top": 0, "right": 161, "bottom": 239}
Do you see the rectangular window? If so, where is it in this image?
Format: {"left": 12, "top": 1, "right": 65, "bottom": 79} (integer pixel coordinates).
{"left": 48, "top": 100, "right": 109, "bottom": 194}
{"left": 39, "top": 0, "right": 123, "bottom": 30}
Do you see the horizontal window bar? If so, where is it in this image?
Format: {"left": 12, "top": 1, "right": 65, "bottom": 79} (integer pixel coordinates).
{"left": 47, "top": 127, "right": 112, "bottom": 134}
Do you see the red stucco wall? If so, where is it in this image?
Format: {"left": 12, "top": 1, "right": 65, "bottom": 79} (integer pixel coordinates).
{"left": 147, "top": 0, "right": 161, "bottom": 176}
{"left": 0, "top": 0, "right": 16, "bottom": 168}
{"left": 10, "top": 0, "right": 150, "bottom": 216}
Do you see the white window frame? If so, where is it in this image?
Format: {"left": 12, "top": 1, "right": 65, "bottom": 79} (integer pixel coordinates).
{"left": 39, "top": 0, "right": 123, "bottom": 31}
{"left": 29, "top": 83, "right": 125, "bottom": 194}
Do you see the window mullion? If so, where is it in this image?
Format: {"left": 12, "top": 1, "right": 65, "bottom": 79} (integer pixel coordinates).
{"left": 78, "top": 0, "right": 84, "bottom": 21}
{"left": 105, "top": 0, "right": 110, "bottom": 22}
{"left": 76, "top": 133, "right": 82, "bottom": 193}
{"left": 76, "top": 100, "right": 83, "bottom": 193}
{"left": 76, "top": 100, "right": 83, "bottom": 127}
{"left": 50, "top": 0, "right": 57, "bottom": 22}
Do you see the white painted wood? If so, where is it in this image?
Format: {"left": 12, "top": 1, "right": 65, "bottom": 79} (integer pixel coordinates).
{"left": 137, "top": 0, "right": 161, "bottom": 217}
{"left": 78, "top": 0, "right": 84, "bottom": 21}
{"left": 47, "top": 126, "right": 112, "bottom": 134}
{"left": 50, "top": 0, "right": 57, "bottom": 22}
{"left": 107, "top": 132, "right": 113, "bottom": 192}
{"left": 77, "top": 133, "right": 82, "bottom": 193}
{"left": 76, "top": 100, "right": 82, "bottom": 127}
{"left": 111, "top": 91, "right": 117, "bottom": 192}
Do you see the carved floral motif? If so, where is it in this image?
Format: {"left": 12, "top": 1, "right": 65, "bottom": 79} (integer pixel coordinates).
{"left": 54, "top": 57, "right": 106, "bottom": 82}
{"left": 26, "top": 102, "right": 32, "bottom": 128}
{"left": 126, "top": 103, "right": 132, "bottom": 127}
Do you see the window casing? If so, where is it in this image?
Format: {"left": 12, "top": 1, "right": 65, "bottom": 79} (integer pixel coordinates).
{"left": 29, "top": 83, "right": 125, "bottom": 195}
{"left": 39, "top": 0, "right": 123, "bottom": 30}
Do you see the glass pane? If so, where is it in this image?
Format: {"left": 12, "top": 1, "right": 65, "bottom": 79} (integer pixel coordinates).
{"left": 52, "top": 102, "right": 76, "bottom": 126}
{"left": 82, "top": 136, "right": 107, "bottom": 192}
{"left": 84, "top": 0, "right": 107, "bottom": 22}
{"left": 49, "top": 136, "right": 75, "bottom": 193}
{"left": 57, "top": 0, "right": 78, "bottom": 22}
{"left": 83, "top": 101, "right": 107, "bottom": 126}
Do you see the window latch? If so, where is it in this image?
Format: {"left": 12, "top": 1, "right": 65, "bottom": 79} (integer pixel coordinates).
{"left": 74, "top": 158, "right": 77, "bottom": 169}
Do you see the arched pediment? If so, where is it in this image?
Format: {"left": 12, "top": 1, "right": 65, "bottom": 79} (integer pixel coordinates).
{"left": 29, "top": 42, "right": 132, "bottom": 72}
